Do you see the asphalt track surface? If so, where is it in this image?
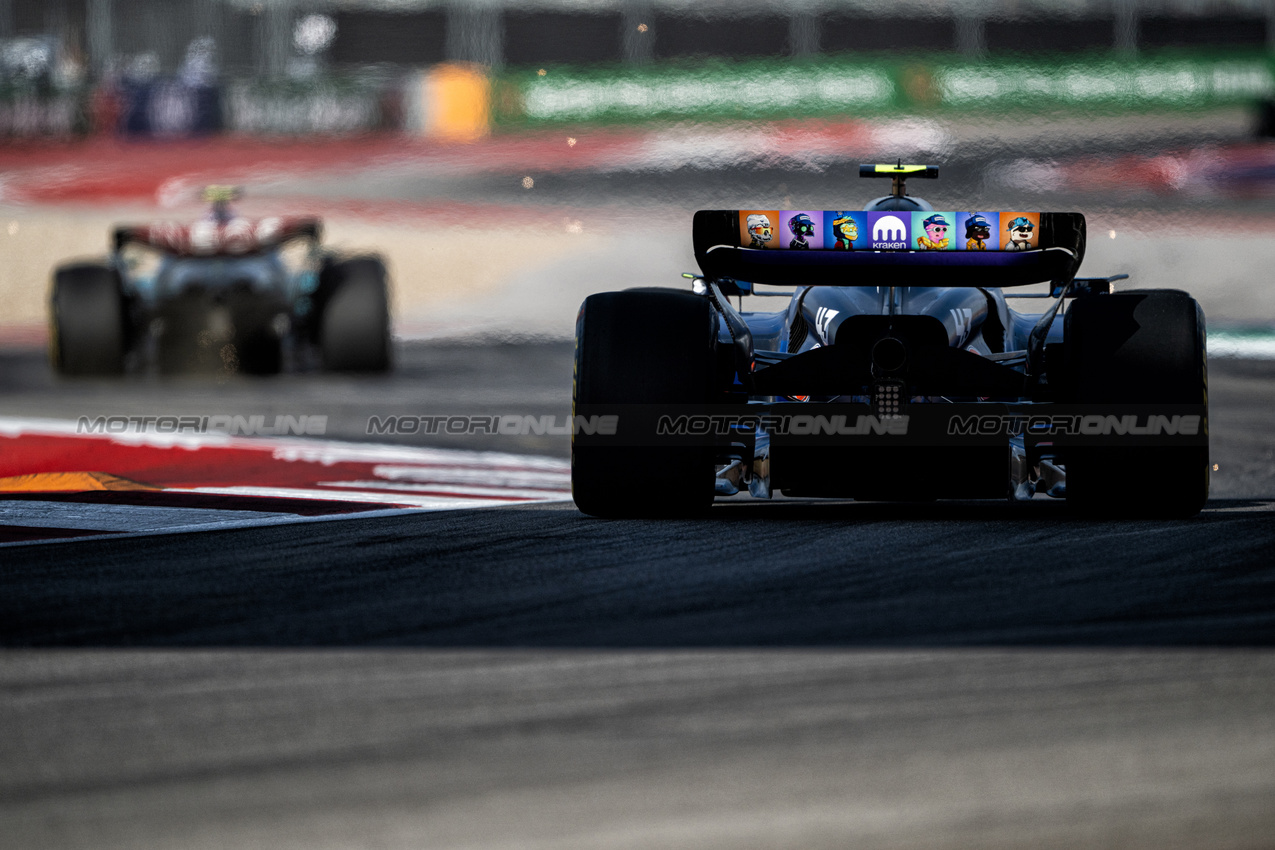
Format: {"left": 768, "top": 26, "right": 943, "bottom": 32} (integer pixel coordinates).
{"left": 5, "top": 112, "right": 1275, "bottom": 848}
{"left": 2, "top": 341, "right": 1274, "bottom": 848}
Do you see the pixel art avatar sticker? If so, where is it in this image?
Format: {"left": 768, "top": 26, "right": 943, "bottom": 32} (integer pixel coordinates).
{"left": 734, "top": 209, "right": 1043, "bottom": 250}
{"left": 782, "top": 210, "right": 824, "bottom": 250}
{"left": 911, "top": 211, "right": 956, "bottom": 251}
{"left": 867, "top": 212, "right": 910, "bottom": 249}
{"left": 825, "top": 211, "right": 868, "bottom": 250}
{"left": 1001, "top": 212, "right": 1040, "bottom": 251}
{"left": 954, "top": 212, "right": 999, "bottom": 251}
{"left": 739, "top": 210, "right": 781, "bottom": 249}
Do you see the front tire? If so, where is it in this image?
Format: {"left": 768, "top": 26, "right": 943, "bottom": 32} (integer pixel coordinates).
{"left": 1063, "top": 289, "right": 1209, "bottom": 518}
{"left": 572, "top": 288, "right": 719, "bottom": 518}
{"left": 50, "top": 264, "right": 127, "bottom": 376}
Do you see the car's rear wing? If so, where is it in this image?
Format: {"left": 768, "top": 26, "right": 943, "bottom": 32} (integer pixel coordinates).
{"left": 693, "top": 209, "right": 1086, "bottom": 288}
{"left": 114, "top": 216, "right": 322, "bottom": 257}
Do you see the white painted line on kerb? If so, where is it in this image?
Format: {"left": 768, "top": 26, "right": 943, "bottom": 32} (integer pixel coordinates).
{"left": 173, "top": 486, "right": 570, "bottom": 510}
{"left": 1209, "top": 331, "right": 1275, "bottom": 360}
{"left": 0, "top": 505, "right": 421, "bottom": 549}
{"left": 0, "top": 500, "right": 299, "bottom": 532}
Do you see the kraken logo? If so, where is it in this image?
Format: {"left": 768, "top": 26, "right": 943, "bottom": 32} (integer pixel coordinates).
{"left": 872, "top": 215, "right": 906, "bottom": 244}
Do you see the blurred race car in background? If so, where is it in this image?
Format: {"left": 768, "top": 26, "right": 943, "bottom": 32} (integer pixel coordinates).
{"left": 49, "top": 186, "right": 391, "bottom": 376}
{"left": 573, "top": 164, "right": 1209, "bottom": 519}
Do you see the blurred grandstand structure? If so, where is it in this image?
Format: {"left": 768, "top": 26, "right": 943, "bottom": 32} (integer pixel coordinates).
{"left": 0, "top": 0, "right": 1273, "bottom": 138}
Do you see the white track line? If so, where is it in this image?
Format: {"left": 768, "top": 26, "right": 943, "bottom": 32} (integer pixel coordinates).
{"left": 0, "top": 506, "right": 427, "bottom": 549}
{"left": 1208, "top": 332, "right": 1275, "bottom": 360}
{"left": 173, "top": 486, "right": 568, "bottom": 509}
{"left": 0, "top": 500, "right": 302, "bottom": 531}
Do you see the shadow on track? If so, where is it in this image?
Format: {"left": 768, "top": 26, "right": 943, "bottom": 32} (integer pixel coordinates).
{"left": 3, "top": 498, "right": 1272, "bottom": 648}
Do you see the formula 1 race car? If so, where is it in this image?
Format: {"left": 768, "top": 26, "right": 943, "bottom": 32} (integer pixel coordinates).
{"left": 573, "top": 164, "right": 1209, "bottom": 518}
{"left": 50, "top": 187, "right": 390, "bottom": 376}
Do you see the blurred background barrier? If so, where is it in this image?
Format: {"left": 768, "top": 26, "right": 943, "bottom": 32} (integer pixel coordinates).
{"left": 404, "top": 63, "right": 490, "bottom": 141}
{"left": 491, "top": 52, "right": 1275, "bottom": 127}
{"left": 2, "top": 0, "right": 1275, "bottom": 140}
{"left": 225, "top": 77, "right": 383, "bottom": 135}
{"left": 0, "top": 90, "right": 80, "bottom": 135}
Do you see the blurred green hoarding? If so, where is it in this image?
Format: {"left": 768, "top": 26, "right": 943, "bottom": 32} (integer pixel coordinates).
{"left": 492, "top": 50, "right": 1275, "bottom": 127}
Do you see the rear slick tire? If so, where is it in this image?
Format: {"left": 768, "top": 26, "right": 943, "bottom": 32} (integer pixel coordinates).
{"left": 51, "top": 264, "right": 126, "bottom": 376}
{"left": 1063, "top": 289, "right": 1209, "bottom": 518}
{"left": 319, "top": 258, "right": 391, "bottom": 373}
{"left": 572, "top": 288, "right": 718, "bottom": 518}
